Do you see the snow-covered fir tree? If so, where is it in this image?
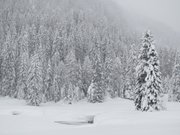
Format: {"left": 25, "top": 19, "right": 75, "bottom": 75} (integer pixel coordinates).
{"left": 87, "top": 81, "right": 96, "bottom": 102}
{"left": 28, "top": 24, "right": 37, "bottom": 57}
{"left": 162, "top": 76, "right": 173, "bottom": 101}
{"left": 88, "top": 67, "right": 104, "bottom": 103}
{"left": 0, "top": 56, "right": 2, "bottom": 95}
{"left": 18, "top": 51, "right": 29, "bottom": 99}
{"left": 88, "top": 41, "right": 104, "bottom": 103}
{"left": 64, "top": 50, "right": 79, "bottom": 102}
{"left": 82, "top": 56, "right": 94, "bottom": 97}
{"left": 112, "top": 56, "right": 122, "bottom": 97}
{"left": 17, "top": 27, "right": 29, "bottom": 99}
{"left": 135, "top": 30, "right": 162, "bottom": 111}
{"left": 53, "top": 77, "right": 60, "bottom": 103}
{"left": 52, "top": 54, "right": 66, "bottom": 102}
{"left": 125, "top": 44, "right": 138, "bottom": 99}
{"left": 27, "top": 52, "right": 43, "bottom": 106}
{"left": 13, "top": 40, "right": 22, "bottom": 98}
{"left": 171, "top": 52, "right": 180, "bottom": 101}
{"left": 1, "top": 31, "right": 15, "bottom": 97}
{"left": 44, "top": 60, "right": 53, "bottom": 102}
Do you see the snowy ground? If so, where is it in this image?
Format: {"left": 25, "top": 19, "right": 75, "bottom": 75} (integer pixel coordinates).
{"left": 0, "top": 97, "right": 180, "bottom": 135}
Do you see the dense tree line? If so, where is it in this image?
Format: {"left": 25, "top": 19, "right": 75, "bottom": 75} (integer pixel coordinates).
{"left": 0, "top": 0, "right": 179, "bottom": 105}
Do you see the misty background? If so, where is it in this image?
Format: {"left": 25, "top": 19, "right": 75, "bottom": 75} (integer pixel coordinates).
{"left": 115, "top": 0, "right": 180, "bottom": 32}
{"left": 114, "top": 0, "right": 180, "bottom": 49}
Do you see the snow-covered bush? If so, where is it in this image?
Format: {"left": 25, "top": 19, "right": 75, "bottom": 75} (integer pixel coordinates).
{"left": 87, "top": 82, "right": 96, "bottom": 102}
{"left": 87, "top": 82, "right": 104, "bottom": 103}
{"left": 158, "top": 94, "right": 168, "bottom": 110}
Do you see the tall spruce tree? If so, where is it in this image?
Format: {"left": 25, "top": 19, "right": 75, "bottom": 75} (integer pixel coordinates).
{"left": 27, "top": 53, "right": 43, "bottom": 106}
{"left": 135, "top": 30, "right": 162, "bottom": 111}
{"left": 88, "top": 40, "right": 104, "bottom": 103}
{"left": 65, "top": 50, "right": 79, "bottom": 102}
{"left": 44, "top": 60, "right": 53, "bottom": 102}
{"left": 52, "top": 53, "right": 66, "bottom": 102}
{"left": 17, "top": 27, "right": 29, "bottom": 99}
{"left": 88, "top": 60, "right": 104, "bottom": 103}
{"left": 172, "top": 52, "right": 180, "bottom": 101}
{"left": 124, "top": 44, "right": 138, "bottom": 99}
{"left": 18, "top": 51, "right": 29, "bottom": 99}
{"left": 1, "top": 31, "right": 15, "bottom": 97}
{"left": 82, "top": 56, "right": 93, "bottom": 97}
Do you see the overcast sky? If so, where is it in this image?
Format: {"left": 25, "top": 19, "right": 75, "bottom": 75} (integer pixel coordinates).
{"left": 114, "top": 0, "right": 180, "bottom": 33}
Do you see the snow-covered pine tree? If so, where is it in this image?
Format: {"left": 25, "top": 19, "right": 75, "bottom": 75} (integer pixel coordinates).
{"left": 101, "top": 39, "right": 117, "bottom": 98}
{"left": 52, "top": 53, "right": 66, "bottom": 102}
{"left": 28, "top": 24, "right": 37, "bottom": 57}
{"left": 53, "top": 77, "right": 60, "bottom": 103}
{"left": 171, "top": 52, "right": 180, "bottom": 101}
{"left": 135, "top": 30, "right": 162, "bottom": 111}
{"left": 0, "top": 56, "right": 3, "bottom": 94}
{"left": 18, "top": 51, "right": 29, "bottom": 99}
{"left": 87, "top": 81, "right": 96, "bottom": 102}
{"left": 44, "top": 60, "right": 53, "bottom": 102}
{"left": 88, "top": 61, "right": 104, "bottom": 103}
{"left": 64, "top": 50, "right": 79, "bottom": 102}
{"left": 125, "top": 44, "right": 138, "bottom": 99}
{"left": 81, "top": 56, "right": 93, "bottom": 97}
{"left": 88, "top": 40, "right": 104, "bottom": 103}
{"left": 112, "top": 56, "right": 122, "bottom": 97}
{"left": 1, "top": 31, "right": 15, "bottom": 97}
{"left": 18, "top": 27, "right": 30, "bottom": 99}
{"left": 162, "top": 76, "right": 173, "bottom": 101}
{"left": 13, "top": 39, "right": 22, "bottom": 98}
{"left": 27, "top": 52, "right": 43, "bottom": 106}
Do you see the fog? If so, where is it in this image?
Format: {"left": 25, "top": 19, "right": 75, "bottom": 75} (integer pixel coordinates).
{"left": 114, "top": 0, "right": 180, "bottom": 33}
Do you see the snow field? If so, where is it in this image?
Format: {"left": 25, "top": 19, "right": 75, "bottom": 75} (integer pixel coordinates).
{"left": 0, "top": 97, "right": 180, "bottom": 135}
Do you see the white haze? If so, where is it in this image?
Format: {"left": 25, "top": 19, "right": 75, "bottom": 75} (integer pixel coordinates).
{"left": 114, "top": 0, "right": 180, "bottom": 33}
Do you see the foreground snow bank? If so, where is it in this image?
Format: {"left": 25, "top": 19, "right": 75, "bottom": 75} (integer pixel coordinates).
{"left": 0, "top": 97, "right": 180, "bottom": 135}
